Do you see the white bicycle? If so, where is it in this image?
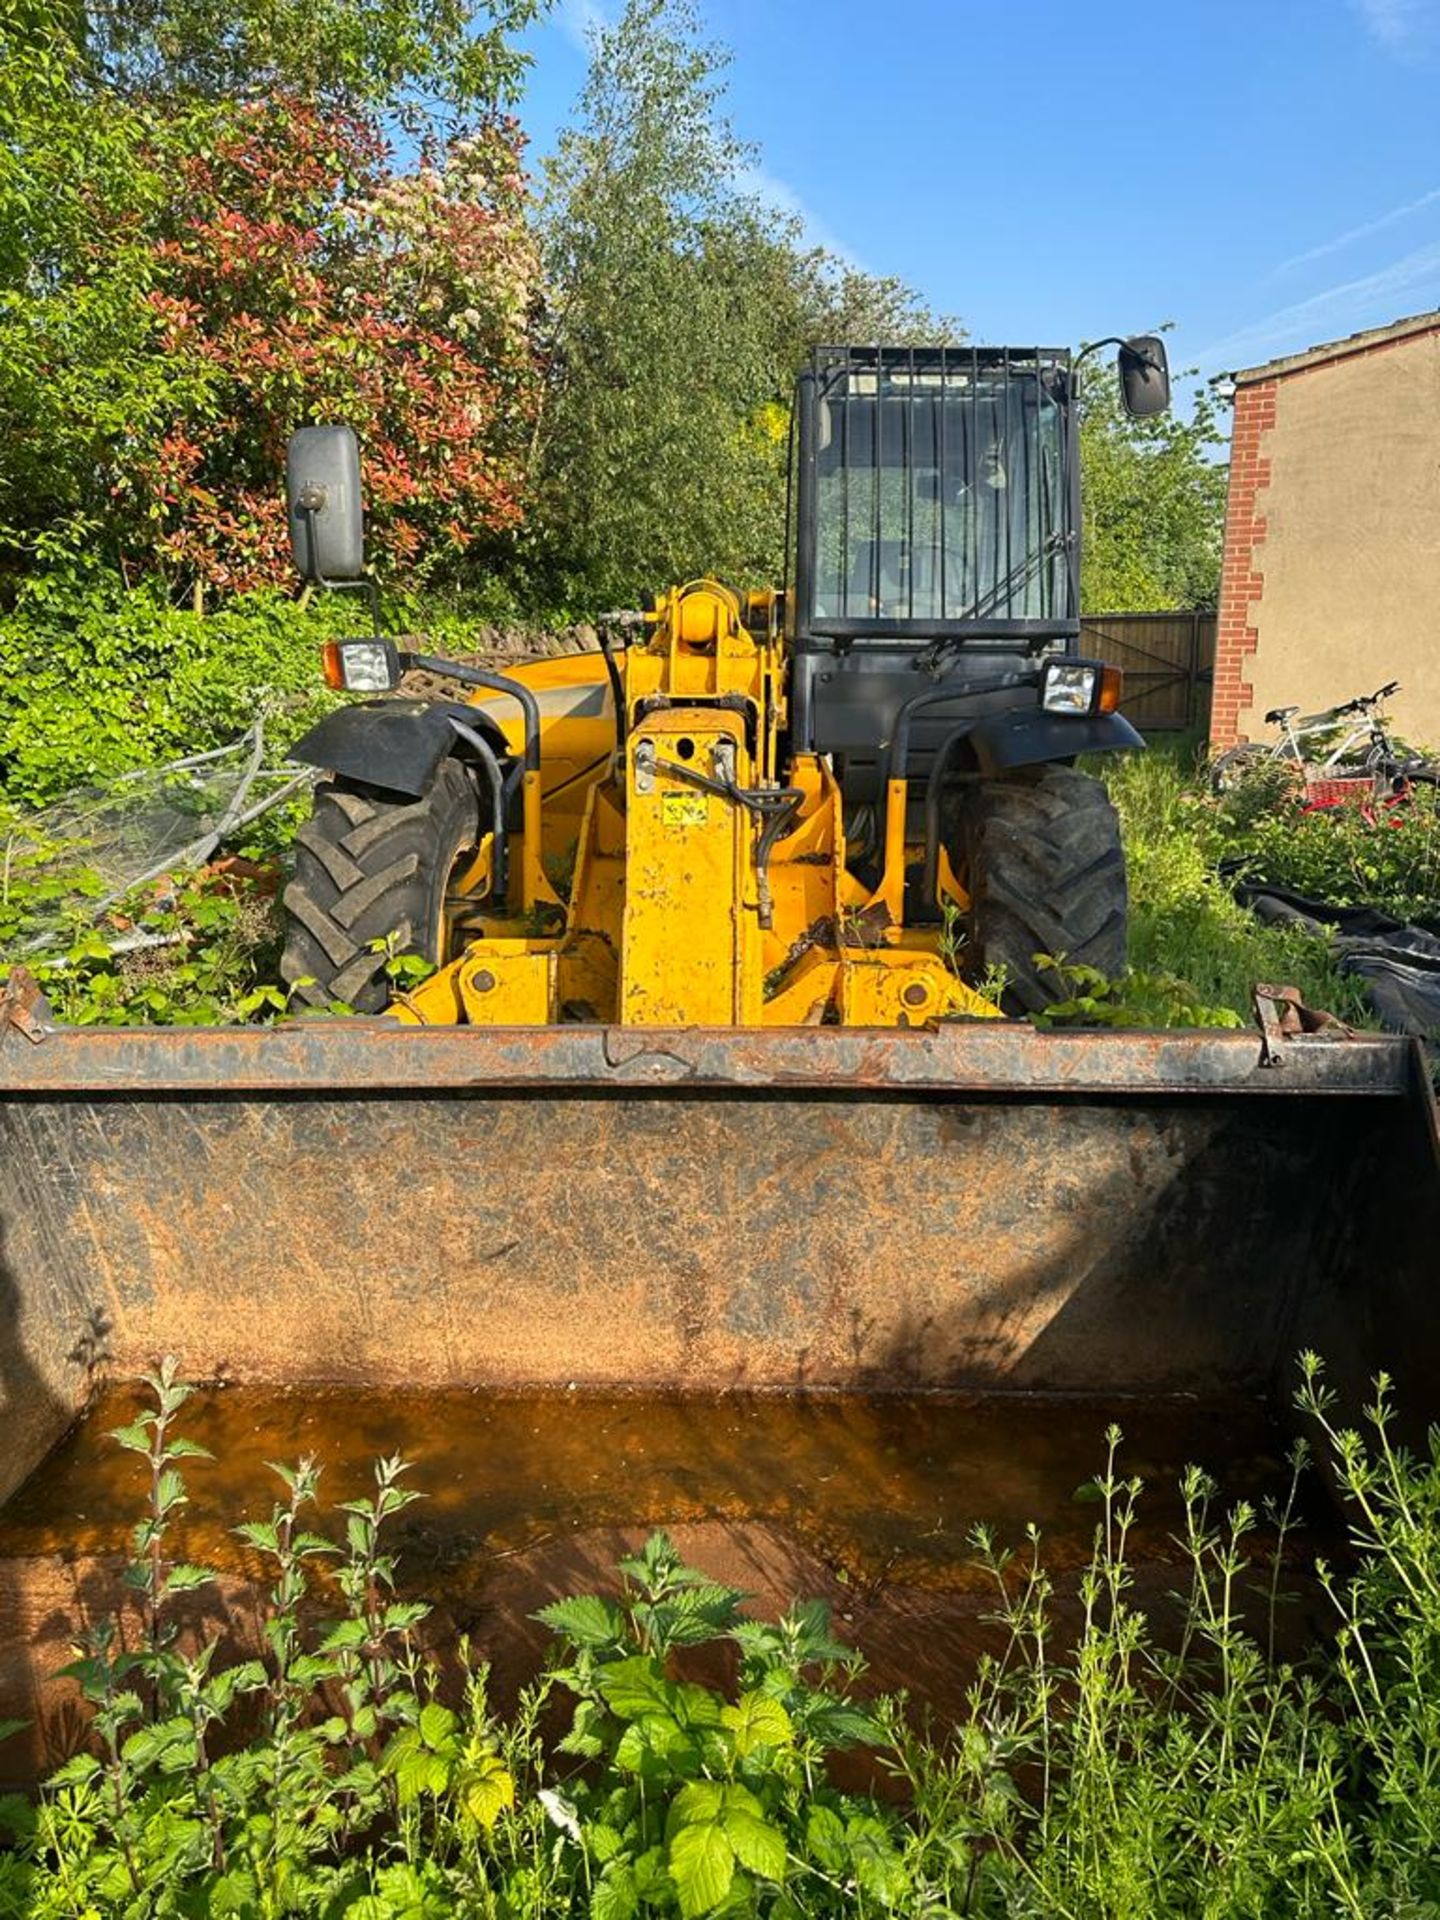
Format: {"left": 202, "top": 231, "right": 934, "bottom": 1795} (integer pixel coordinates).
{"left": 1209, "top": 681, "right": 1439, "bottom": 803}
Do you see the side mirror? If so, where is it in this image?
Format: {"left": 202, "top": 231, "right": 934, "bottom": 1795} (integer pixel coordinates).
{"left": 286, "top": 425, "right": 364, "bottom": 582}
{"left": 1118, "top": 336, "right": 1170, "bottom": 418}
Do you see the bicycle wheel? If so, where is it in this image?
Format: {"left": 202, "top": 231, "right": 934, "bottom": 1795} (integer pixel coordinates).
{"left": 1209, "top": 744, "right": 1272, "bottom": 794}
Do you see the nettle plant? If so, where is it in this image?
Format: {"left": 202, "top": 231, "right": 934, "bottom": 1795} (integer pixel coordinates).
{"left": 1028, "top": 953, "right": 1245, "bottom": 1031}
{"left": 0, "top": 1363, "right": 917, "bottom": 1920}
{"left": 10, "top": 1357, "right": 1440, "bottom": 1915}
{"left": 532, "top": 1537, "right": 898, "bottom": 1920}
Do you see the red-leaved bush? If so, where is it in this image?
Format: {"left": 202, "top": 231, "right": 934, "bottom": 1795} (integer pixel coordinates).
{"left": 122, "top": 97, "right": 540, "bottom": 591}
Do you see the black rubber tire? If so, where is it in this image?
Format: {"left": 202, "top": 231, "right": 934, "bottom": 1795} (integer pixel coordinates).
{"left": 950, "top": 766, "right": 1128, "bottom": 1015}
{"left": 280, "top": 759, "right": 481, "bottom": 1011}
{"left": 1209, "top": 744, "right": 1272, "bottom": 794}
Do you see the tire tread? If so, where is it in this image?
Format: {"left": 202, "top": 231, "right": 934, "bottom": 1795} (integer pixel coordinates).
{"left": 280, "top": 762, "right": 479, "bottom": 1011}
{"left": 953, "top": 766, "right": 1128, "bottom": 1013}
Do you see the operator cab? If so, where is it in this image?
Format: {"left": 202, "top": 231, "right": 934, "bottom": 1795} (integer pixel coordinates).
{"left": 786, "top": 340, "right": 1168, "bottom": 809}
{"left": 801, "top": 349, "right": 1074, "bottom": 636}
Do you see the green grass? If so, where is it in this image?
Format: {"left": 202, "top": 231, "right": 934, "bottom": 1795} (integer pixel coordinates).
{"left": 1095, "top": 742, "right": 1376, "bottom": 1027}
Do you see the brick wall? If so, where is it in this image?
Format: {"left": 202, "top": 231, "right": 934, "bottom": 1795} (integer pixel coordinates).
{"left": 1210, "top": 379, "right": 1275, "bottom": 749}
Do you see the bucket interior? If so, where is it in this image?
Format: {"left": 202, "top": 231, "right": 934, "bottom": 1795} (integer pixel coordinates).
{"left": 2, "top": 1026, "right": 1436, "bottom": 1783}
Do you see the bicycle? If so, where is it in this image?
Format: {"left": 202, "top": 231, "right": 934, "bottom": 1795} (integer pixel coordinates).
{"left": 1210, "top": 681, "right": 1440, "bottom": 811}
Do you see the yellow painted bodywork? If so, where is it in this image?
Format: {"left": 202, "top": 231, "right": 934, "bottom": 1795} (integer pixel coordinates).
{"left": 392, "top": 581, "right": 1000, "bottom": 1030}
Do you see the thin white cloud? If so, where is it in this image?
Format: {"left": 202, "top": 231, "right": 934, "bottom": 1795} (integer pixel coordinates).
{"left": 1194, "top": 239, "right": 1440, "bottom": 373}
{"left": 557, "top": 0, "right": 608, "bottom": 54}
{"left": 1271, "top": 186, "right": 1440, "bottom": 277}
{"left": 1351, "top": 0, "right": 1440, "bottom": 58}
{"left": 736, "top": 163, "right": 865, "bottom": 267}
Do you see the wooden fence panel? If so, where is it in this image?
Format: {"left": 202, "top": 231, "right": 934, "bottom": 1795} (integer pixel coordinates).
{"left": 1079, "top": 612, "right": 1216, "bottom": 732}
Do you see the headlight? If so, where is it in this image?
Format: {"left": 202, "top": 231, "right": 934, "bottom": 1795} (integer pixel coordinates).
{"left": 322, "top": 639, "right": 401, "bottom": 693}
{"left": 1040, "top": 661, "right": 1124, "bottom": 716}
{"left": 1042, "top": 663, "right": 1097, "bottom": 714}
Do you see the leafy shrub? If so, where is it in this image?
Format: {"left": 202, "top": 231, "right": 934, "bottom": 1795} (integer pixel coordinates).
{"left": 1237, "top": 798, "right": 1440, "bottom": 929}
{"left": 134, "top": 99, "right": 538, "bottom": 592}
{"left": 0, "top": 10, "right": 540, "bottom": 595}
{"left": 1209, "top": 754, "right": 1302, "bottom": 833}
{"left": 0, "top": 572, "right": 343, "bottom": 806}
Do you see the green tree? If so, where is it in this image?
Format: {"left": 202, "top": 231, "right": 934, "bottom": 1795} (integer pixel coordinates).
{"left": 1079, "top": 372, "right": 1228, "bottom": 612}
{"left": 788, "top": 258, "right": 964, "bottom": 350}
{"left": 532, "top": 0, "right": 962, "bottom": 607}
{"left": 0, "top": 6, "right": 173, "bottom": 575}
{"left": 77, "top": 0, "right": 541, "bottom": 123}
{"left": 532, "top": 0, "right": 783, "bottom": 601}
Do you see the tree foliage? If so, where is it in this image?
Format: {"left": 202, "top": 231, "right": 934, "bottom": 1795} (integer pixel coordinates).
{"left": 0, "top": 0, "right": 541, "bottom": 596}
{"left": 73, "top": 0, "right": 540, "bottom": 121}
{"left": 1079, "top": 371, "right": 1228, "bottom": 613}
{"left": 0, "top": 8, "right": 168, "bottom": 576}
{"left": 137, "top": 100, "right": 539, "bottom": 590}
{"left": 531, "top": 0, "right": 961, "bottom": 606}
{"left": 531, "top": 0, "right": 787, "bottom": 602}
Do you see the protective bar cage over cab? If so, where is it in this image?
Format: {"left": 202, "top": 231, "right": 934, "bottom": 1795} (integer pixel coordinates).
{"left": 792, "top": 344, "right": 1079, "bottom": 644}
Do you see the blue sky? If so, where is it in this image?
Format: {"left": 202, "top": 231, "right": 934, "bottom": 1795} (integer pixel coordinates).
{"left": 515, "top": 0, "right": 1440, "bottom": 393}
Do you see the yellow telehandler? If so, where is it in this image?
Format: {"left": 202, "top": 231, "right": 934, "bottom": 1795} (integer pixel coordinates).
{"left": 278, "top": 343, "right": 1166, "bottom": 1024}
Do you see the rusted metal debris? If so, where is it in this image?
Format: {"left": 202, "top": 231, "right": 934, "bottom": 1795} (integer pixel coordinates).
{"left": 1253, "top": 984, "right": 1358, "bottom": 1068}
{"left": 0, "top": 967, "right": 50, "bottom": 1045}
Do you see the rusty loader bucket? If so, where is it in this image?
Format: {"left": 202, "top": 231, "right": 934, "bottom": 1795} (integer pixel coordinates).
{"left": 4, "top": 1021, "right": 1437, "bottom": 1497}
{"left": 1, "top": 1020, "right": 1438, "bottom": 1782}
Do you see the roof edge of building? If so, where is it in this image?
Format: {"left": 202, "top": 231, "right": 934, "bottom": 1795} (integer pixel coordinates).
{"left": 1232, "top": 307, "right": 1440, "bottom": 386}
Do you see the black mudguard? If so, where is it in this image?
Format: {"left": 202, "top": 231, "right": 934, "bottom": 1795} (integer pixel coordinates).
{"left": 966, "top": 707, "right": 1144, "bottom": 775}
{"left": 290, "top": 700, "right": 508, "bottom": 800}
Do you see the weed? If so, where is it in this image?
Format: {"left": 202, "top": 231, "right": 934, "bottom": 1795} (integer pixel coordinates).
{"left": 1031, "top": 952, "right": 1244, "bottom": 1030}
{"left": 0, "top": 1368, "right": 903, "bottom": 1918}
{"left": 1096, "top": 745, "right": 1376, "bottom": 1025}
{"left": 0, "top": 792, "right": 302, "bottom": 1026}
{"left": 5, "top": 1362, "right": 1440, "bottom": 1913}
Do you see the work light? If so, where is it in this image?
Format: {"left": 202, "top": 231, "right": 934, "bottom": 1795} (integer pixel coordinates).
{"left": 321, "top": 639, "right": 402, "bottom": 693}
{"left": 1042, "top": 663, "right": 1097, "bottom": 714}
{"left": 1041, "top": 661, "right": 1123, "bottom": 716}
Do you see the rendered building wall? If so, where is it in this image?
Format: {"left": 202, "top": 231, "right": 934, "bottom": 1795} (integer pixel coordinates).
{"left": 1212, "top": 319, "right": 1440, "bottom": 751}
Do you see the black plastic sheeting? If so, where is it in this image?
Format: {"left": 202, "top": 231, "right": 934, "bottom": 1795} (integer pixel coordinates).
{"left": 1237, "top": 883, "right": 1440, "bottom": 1039}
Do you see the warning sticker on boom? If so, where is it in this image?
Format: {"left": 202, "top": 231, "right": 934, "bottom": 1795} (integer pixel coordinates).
{"left": 662, "top": 792, "right": 708, "bottom": 828}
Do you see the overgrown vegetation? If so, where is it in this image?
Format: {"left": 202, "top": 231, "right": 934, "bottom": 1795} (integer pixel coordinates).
{"left": 0, "top": 585, "right": 337, "bottom": 806}
{"left": 0, "top": 0, "right": 541, "bottom": 598}
{"left": 2, "top": 1357, "right": 1440, "bottom": 1913}
{"left": 0, "top": 812, "right": 306, "bottom": 1026}
{"left": 1240, "top": 795, "right": 1440, "bottom": 928}
{"left": 1094, "top": 742, "right": 1440, "bottom": 1026}
{"left": 1029, "top": 954, "right": 1244, "bottom": 1030}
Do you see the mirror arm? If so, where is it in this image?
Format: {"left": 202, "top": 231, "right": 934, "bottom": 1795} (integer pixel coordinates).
{"left": 1074, "top": 335, "right": 1129, "bottom": 369}
{"left": 297, "top": 502, "right": 383, "bottom": 638}
{"left": 1075, "top": 335, "right": 1168, "bottom": 380}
